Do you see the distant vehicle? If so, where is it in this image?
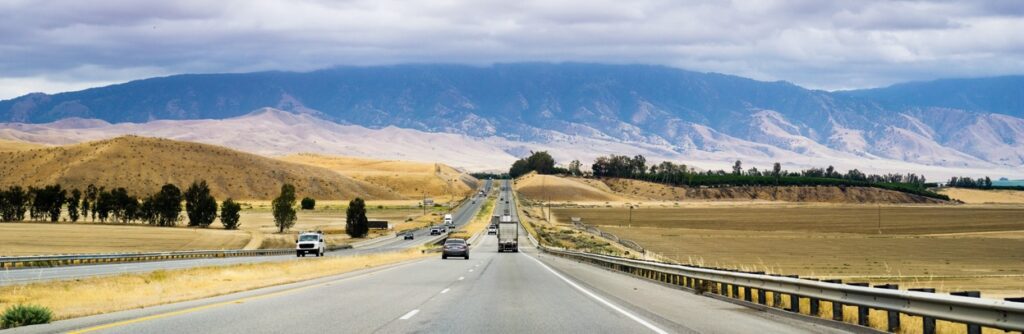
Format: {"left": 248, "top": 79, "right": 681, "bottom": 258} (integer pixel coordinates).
{"left": 296, "top": 231, "right": 325, "bottom": 257}
{"left": 444, "top": 213, "right": 454, "bottom": 227}
{"left": 442, "top": 238, "right": 470, "bottom": 259}
{"left": 430, "top": 226, "right": 444, "bottom": 235}
{"left": 487, "top": 225, "right": 497, "bottom": 235}
{"left": 404, "top": 231, "right": 415, "bottom": 240}
{"left": 497, "top": 216, "right": 518, "bottom": 253}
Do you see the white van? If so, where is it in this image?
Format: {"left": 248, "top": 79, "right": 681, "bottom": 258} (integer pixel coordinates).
{"left": 444, "top": 213, "right": 454, "bottom": 227}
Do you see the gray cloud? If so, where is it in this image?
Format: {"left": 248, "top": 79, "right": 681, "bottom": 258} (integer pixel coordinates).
{"left": 0, "top": 0, "right": 1022, "bottom": 98}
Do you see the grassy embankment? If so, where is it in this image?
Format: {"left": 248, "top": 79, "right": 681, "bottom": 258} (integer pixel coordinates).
{"left": 0, "top": 249, "right": 429, "bottom": 321}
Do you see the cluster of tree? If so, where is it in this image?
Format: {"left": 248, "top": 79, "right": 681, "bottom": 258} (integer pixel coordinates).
{"left": 0, "top": 181, "right": 244, "bottom": 229}
{"left": 588, "top": 155, "right": 949, "bottom": 201}
{"left": 945, "top": 176, "right": 1023, "bottom": 190}
{"left": 469, "top": 172, "right": 510, "bottom": 180}
{"left": 509, "top": 151, "right": 564, "bottom": 178}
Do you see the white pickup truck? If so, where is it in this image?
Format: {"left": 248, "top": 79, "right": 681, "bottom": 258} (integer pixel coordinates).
{"left": 296, "top": 231, "right": 325, "bottom": 257}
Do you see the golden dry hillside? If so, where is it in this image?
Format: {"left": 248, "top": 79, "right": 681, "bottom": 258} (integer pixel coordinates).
{"left": 0, "top": 136, "right": 403, "bottom": 200}
{"left": 516, "top": 173, "right": 945, "bottom": 204}
{"left": 0, "top": 139, "right": 45, "bottom": 152}
{"left": 515, "top": 173, "right": 627, "bottom": 202}
{"left": 281, "top": 153, "right": 478, "bottom": 199}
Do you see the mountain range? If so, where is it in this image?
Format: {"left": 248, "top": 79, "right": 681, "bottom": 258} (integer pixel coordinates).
{"left": 1, "top": 63, "right": 1021, "bottom": 178}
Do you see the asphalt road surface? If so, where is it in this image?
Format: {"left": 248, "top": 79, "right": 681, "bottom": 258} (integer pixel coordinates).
{"left": 11, "top": 180, "right": 855, "bottom": 333}
{"left": 0, "top": 180, "right": 493, "bottom": 286}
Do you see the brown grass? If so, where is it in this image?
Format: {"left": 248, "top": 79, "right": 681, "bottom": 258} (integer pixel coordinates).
{"left": 515, "top": 173, "right": 626, "bottom": 202}
{"left": 0, "top": 139, "right": 45, "bottom": 152}
{"left": 939, "top": 187, "right": 1024, "bottom": 204}
{"left": 554, "top": 205, "right": 1024, "bottom": 298}
{"left": 0, "top": 248, "right": 428, "bottom": 320}
{"left": 0, "top": 136, "right": 404, "bottom": 200}
{"left": 0, "top": 222, "right": 250, "bottom": 256}
{"left": 281, "top": 153, "right": 478, "bottom": 199}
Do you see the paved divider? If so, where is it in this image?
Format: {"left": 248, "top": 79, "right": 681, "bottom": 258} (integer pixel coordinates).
{"left": 541, "top": 247, "right": 1024, "bottom": 333}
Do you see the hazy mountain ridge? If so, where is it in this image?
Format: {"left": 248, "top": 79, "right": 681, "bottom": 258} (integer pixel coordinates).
{"left": 1, "top": 63, "right": 1022, "bottom": 171}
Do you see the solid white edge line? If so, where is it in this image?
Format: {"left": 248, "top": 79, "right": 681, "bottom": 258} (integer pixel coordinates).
{"left": 524, "top": 253, "right": 669, "bottom": 334}
{"left": 399, "top": 309, "right": 420, "bottom": 320}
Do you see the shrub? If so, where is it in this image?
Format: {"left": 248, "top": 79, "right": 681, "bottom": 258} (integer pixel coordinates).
{"left": 1, "top": 304, "right": 52, "bottom": 329}
{"left": 220, "top": 198, "right": 241, "bottom": 230}
{"left": 300, "top": 197, "right": 316, "bottom": 210}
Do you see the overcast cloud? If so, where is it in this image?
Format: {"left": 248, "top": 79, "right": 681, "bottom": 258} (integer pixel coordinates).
{"left": 1, "top": 0, "right": 1022, "bottom": 99}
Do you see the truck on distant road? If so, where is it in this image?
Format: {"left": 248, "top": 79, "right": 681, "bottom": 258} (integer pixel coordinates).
{"left": 497, "top": 215, "right": 518, "bottom": 252}
{"left": 443, "top": 213, "right": 454, "bottom": 227}
{"left": 296, "top": 231, "right": 325, "bottom": 257}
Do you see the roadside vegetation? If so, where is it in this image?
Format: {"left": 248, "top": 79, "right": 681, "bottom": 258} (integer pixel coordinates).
{"left": 1, "top": 304, "right": 52, "bottom": 329}
{"left": 0, "top": 249, "right": 429, "bottom": 321}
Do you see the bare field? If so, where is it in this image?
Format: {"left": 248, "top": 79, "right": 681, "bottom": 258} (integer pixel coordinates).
{"left": 0, "top": 223, "right": 250, "bottom": 256}
{"left": 553, "top": 205, "right": 1024, "bottom": 298}
{"left": 939, "top": 187, "right": 1024, "bottom": 204}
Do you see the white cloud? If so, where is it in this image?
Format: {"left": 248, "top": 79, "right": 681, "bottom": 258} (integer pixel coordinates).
{"left": 0, "top": 0, "right": 1022, "bottom": 99}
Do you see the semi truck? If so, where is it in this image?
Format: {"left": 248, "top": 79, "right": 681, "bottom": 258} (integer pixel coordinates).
{"left": 497, "top": 214, "right": 518, "bottom": 252}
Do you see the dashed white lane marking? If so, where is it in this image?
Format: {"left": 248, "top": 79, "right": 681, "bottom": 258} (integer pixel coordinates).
{"left": 441, "top": 288, "right": 450, "bottom": 294}
{"left": 458, "top": 276, "right": 465, "bottom": 281}
{"left": 524, "top": 254, "right": 669, "bottom": 334}
{"left": 469, "top": 269, "right": 474, "bottom": 272}
{"left": 399, "top": 309, "right": 420, "bottom": 320}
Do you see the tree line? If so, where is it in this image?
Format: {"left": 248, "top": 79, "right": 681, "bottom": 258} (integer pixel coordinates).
{"left": 0, "top": 181, "right": 241, "bottom": 229}
{"left": 589, "top": 155, "right": 948, "bottom": 200}
{"left": 946, "top": 176, "right": 1024, "bottom": 190}
{"left": 508, "top": 151, "right": 583, "bottom": 178}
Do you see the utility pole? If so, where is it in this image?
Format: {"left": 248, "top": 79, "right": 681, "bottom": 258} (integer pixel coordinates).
{"left": 422, "top": 193, "right": 426, "bottom": 216}
{"left": 877, "top": 204, "right": 882, "bottom": 234}
{"left": 629, "top": 205, "right": 633, "bottom": 228}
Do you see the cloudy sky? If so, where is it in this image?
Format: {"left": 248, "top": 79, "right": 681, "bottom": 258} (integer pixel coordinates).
{"left": 1, "top": 0, "right": 1022, "bottom": 99}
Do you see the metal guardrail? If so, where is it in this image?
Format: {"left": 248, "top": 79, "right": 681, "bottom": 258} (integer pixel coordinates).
{"left": 542, "top": 247, "right": 1024, "bottom": 333}
{"left": 0, "top": 248, "right": 291, "bottom": 269}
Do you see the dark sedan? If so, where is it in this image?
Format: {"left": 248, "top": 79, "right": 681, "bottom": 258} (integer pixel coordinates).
{"left": 441, "top": 238, "right": 470, "bottom": 260}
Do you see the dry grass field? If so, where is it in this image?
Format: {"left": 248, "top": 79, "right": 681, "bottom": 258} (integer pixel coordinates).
{"left": 515, "top": 174, "right": 946, "bottom": 204}
{"left": 553, "top": 205, "right": 1024, "bottom": 298}
{"left": 236, "top": 202, "right": 444, "bottom": 249}
{"left": 0, "top": 139, "right": 45, "bottom": 152}
{"left": 0, "top": 248, "right": 428, "bottom": 320}
{"left": 281, "top": 154, "right": 478, "bottom": 199}
{"left": 0, "top": 136, "right": 404, "bottom": 200}
{"left": 0, "top": 223, "right": 250, "bottom": 256}
{"left": 939, "top": 187, "right": 1024, "bottom": 204}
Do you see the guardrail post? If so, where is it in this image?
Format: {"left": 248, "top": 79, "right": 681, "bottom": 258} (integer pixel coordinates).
{"left": 909, "top": 288, "right": 937, "bottom": 334}
{"left": 731, "top": 283, "right": 739, "bottom": 299}
{"left": 784, "top": 275, "right": 800, "bottom": 313}
{"left": 847, "top": 283, "right": 870, "bottom": 326}
{"left": 950, "top": 291, "right": 981, "bottom": 334}
{"left": 822, "top": 279, "right": 843, "bottom": 321}
{"left": 875, "top": 284, "right": 901, "bottom": 332}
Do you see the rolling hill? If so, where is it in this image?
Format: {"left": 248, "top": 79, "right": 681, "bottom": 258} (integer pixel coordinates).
{"left": 0, "top": 136, "right": 404, "bottom": 200}
{"left": 280, "top": 154, "right": 479, "bottom": 199}
{"left": 515, "top": 173, "right": 946, "bottom": 204}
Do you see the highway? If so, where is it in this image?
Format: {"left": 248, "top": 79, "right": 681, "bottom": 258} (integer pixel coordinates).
{"left": 0, "top": 180, "right": 494, "bottom": 286}
{"left": 11, "top": 180, "right": 856, "bottom": 334}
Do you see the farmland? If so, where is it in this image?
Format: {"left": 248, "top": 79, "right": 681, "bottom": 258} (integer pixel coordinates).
{"left": 553, "top": 205, "right": 1024, "bottom": 298}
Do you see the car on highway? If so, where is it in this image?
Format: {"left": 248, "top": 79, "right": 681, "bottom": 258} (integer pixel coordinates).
{"left": 442, "top": 238, "right": 470, "bottom": 259}
{"left": 487, "top": 224, "right": 497, "bottom": 235}
{"left": 296, "top": 231, "right": 325, "bottom": 257}
{"left": 430, "top": 226, "right": 445, "bottom": 235}
{"left": 403, "top": 231, "right": 415, "bottom": 240}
